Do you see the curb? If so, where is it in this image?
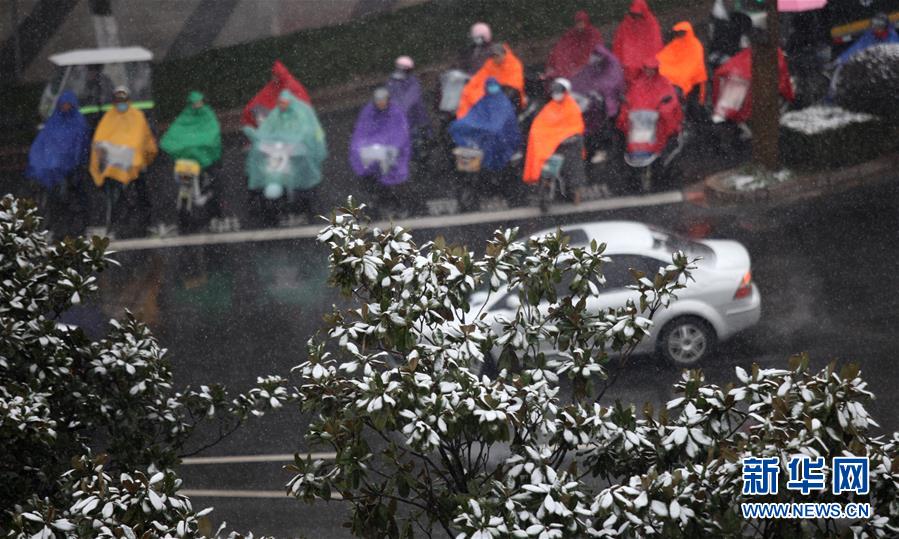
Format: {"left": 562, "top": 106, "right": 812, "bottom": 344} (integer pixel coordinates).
{"left": 703, "top": 153, "right": 899, "bottom": 208}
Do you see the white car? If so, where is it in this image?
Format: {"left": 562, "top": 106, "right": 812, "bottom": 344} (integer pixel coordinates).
{"left": 469, "top": 221, "right": 761, "bottom": 367}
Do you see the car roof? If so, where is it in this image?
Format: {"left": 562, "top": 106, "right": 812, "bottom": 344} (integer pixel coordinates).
{"left": 49, "top": 47, "right": 153, "bottom": 66}
{"left": 533, "top": 221, "right": 658, "bottom": 255}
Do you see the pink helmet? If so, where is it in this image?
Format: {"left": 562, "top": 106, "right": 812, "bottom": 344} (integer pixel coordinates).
{"left": 470, "top": 22, "right": 492, "bottom": 42}
{"left": 395, "top": 55, "right": 414, "bottom": 70}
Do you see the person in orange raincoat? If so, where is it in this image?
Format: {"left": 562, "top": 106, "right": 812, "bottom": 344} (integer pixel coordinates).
{"left": 657, "top": 21, "right": 707, "bottom": 102}
{"left": 456, "top": 43, "right": 525, "bottom": 119}
{"left": 612, "top": 0, "right": 663, "bottom": 85}
{"left": 523, "top": 78, "right": 586, "bottom": 203}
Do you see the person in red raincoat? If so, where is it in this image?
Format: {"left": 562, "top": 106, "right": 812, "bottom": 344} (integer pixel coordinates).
{"left": 545, "top": 11, "right": 604, "bottom": 80}
{"left": 612, "top": 0, "right": 663, "bottom": 85}
{"left": 241, "top": 60, "right": 312, "bottom": 127}
{"left": 711, "top": 47, "right": 794, "bottom": 125}
{"left": 617, "top": 58, "right": 683, "bottom": 156}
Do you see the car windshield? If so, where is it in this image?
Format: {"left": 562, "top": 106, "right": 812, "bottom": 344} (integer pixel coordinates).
{"left": 649, "top": 226, "right": 716, "bottom": 263}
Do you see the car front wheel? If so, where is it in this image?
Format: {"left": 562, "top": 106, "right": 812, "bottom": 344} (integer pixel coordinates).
{"left": 657, "top": 316, "right": 716, "bottom": 368}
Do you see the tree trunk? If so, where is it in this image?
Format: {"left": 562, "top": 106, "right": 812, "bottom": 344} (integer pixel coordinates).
{"left": 750, "top": 1, "right": 781, "bottom": 171}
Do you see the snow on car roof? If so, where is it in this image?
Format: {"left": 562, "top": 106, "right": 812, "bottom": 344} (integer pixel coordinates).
{"left": 532, "top": 221, "right": 656, "bottom": 254}
{"left": 49, "top": 47, "right": 153, "bottom": 66}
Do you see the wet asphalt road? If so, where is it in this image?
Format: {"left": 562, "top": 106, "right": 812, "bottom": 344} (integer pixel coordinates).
{"left": 71, "top": 172, "right": 899, "bottom": 538}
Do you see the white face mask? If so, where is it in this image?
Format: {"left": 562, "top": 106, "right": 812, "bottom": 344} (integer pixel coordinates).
{"left": 391, "top": 70, "right": 407, "bottom": 80}
{"left": 473, "top": 36, "right": 485, "bottom": 46}
{"left": 552, "top": 92, "right": 565, "bottom": 102}
{"left": 739, "top": 35, "right": 751, "bottom": 49}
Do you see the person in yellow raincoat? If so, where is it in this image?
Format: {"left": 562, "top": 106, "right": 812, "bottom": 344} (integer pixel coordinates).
{"left": 90, "top": 86, "right": 158, "bottom": 188}
{"left": 523, "top": 78, "right": 586, "bottom": 204}
{"left": 89, "top": 86, "right": 158, "bottom": 233}
{"left": 457, "top": 43, "right": 526, "bottom": 119}
{"left": 657, "top": 21, "right": 707, "bottom": 119}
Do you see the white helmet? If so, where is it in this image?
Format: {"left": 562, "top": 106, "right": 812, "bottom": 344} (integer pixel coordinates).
{"left": 470, "top": 22, "right": 492, "bottom": 43}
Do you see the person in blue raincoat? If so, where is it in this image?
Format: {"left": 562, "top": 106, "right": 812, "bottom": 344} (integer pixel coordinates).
{"left": 836, "top": 13, "right": 899, "bottom": 65}
{"left": 27, "top": 91, "right": 91, "bottom": 189}
{"left": 448, "top": 77, "right": 522, "bottom": 172}
{"left": 26, "top": 90, "right": 92, "bottom": 233}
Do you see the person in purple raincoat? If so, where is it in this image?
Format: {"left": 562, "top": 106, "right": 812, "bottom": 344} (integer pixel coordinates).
{"left": 386, "top": 56, "right": 431, "bottom": 138}
{"left": 350, "top": 87, "right": 412, "bottom": 214}
{"left": 568, "top": 44, "right": 626, "bottom": 164}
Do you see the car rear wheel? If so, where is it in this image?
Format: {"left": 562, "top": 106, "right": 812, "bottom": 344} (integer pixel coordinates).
{"left": 658, "top": 316, "right": 716, "bottom": 368}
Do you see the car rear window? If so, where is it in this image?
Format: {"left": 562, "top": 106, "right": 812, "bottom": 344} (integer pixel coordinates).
{"left": 649, "top": 227, "right": 716, "bottom": 264}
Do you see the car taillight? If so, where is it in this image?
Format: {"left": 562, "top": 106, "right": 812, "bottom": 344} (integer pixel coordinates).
{"left": 734, "top": 271, "right": 752, "bottom": 300}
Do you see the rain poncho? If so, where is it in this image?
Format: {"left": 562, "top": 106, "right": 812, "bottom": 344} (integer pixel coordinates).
{"left": 449, "top": 77, "right": 522, "bottom": 171}
{"left": 457, "top": 44, "right": 525, "bottom": 119}
{"left": 657, "top": 21, "right": 708, "bottom": 101}
{"left": 523, "top": 93, "right": 585, "bottom": 184}
{"left": 546, "top": 11, "right": 605, "bottom": 80}
{"left": 243, "top": 90, "right": 327, "bottom": 192}
{"left": 386, "top": 74, "right": 430, "bottom": 135}
{"left": 26, "top": 91, "right": 90, "bottom": 188}
{"left": 617, "top": 66, "right": 683, "bottom": 154}
{"left": 160, "top": 91, "right": 222, "bottom": 169}
{"left": 612, "top": 0, "right": 663, "bottom": 84}
{"left": 836, "top": 26, "right": 899, "bottom": 65}
{"left": 569, "top": 44, "right": 626, "bottom": 131}
{"left": 712, "top": 47, "right": 794, "bottom": 124}
{"left": 89, "top": 103, "right": 158, "bottom": 187}
{"left": 349, "top": 101, "right": 411, "bottom": 186}
{"left": 241, "top": 60, "right": 312, "bottom": 127}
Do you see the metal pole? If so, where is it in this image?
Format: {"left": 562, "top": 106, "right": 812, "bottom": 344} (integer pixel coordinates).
{"left": 11, "top": 0, "right": 22, "bottom": 81}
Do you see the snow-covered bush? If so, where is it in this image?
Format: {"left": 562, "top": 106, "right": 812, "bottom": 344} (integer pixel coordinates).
{"left": 7, "top": 454, "right": 268, "bottom": 539}
{"left": 834, "top": 44, "right": 899, "bottom": 121}
{"left": 781, "top": 105, "right": 892, "bottom": 170}
{"left": 0, "top": 195, "right": 296, "bottom": 532}
{"left": 290, "top": 199, "right": 899, "bottom": 537}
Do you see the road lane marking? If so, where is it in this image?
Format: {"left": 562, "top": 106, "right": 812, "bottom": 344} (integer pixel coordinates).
{"left": 180, "top": 489, "right": 343, "bottom": 500}
{"left": 181, "top": 452, "right": 337, "bottom": 465}
{"left": 109, "top": 190, "right": 684, "bottom": 252}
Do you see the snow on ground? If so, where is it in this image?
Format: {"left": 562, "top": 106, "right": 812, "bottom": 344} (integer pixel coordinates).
{"left": 780, "top": 105, "right": 876, "bottom": 136}
{"left": 721, "top": 169, "right": 793, "bottom": 192}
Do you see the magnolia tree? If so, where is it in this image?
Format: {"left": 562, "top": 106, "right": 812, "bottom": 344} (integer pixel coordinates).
{"left": 0, "top": 195, "right": 292, "bottom": 538}
{"left": 289, "top": 200, "right": 899, "bottom": 538}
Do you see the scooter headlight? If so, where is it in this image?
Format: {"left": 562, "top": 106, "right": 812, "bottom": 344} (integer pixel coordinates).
{"left": 264, "top": 183, "right": 285, "bottom": 200}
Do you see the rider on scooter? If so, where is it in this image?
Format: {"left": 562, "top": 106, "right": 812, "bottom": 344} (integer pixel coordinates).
{"left": 460, "top": 22, "right": 495, "bottom": 75}
{"left": 350, "top": 87, "right": 412, "bottom": 217}
{"left": 616, "top": 59, "right": 684, "bottom": 191}
{"left": 241, "top": 60, "right": 311, "bottom": 128}
{"left": 450, "top": 77, "right": 521, "bottom": 171}
{"left": 657, "top": 21, "right": 707, "bottom": 122}
{"left": 545, "top": 11, "right": 605, "bottom": 81}
{"left": 26, "top": 91, "right": 92, "bottom": 235}
{"left": 89, "top": 86, "right": 158, "bottom": 233}
{"left": 612, "top": 0, "right": 663, "bottom": 86}
{"left": 569, "top": 44, "right": 625, "bottom": 164}
{"left": 160, "top": 91, "right": 223, "bottom": 229}
{"left": 457, "top": 42, "right": 526, "bottom": 118}
{"left": 523, "top": 78, "right": 586, "bottom": 205}
{"left": 160, "top": 91, "right": 222, "bottom": 171}
{"left": 386, "top": 56, "right": 432, "bottom": 162}
{"left": 243, "top": 90, "right": 327, "bottom": 223}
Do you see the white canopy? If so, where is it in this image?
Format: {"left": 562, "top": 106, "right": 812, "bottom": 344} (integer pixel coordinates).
{"left": 49, "top": 47, "right": 153, "bottom": 67}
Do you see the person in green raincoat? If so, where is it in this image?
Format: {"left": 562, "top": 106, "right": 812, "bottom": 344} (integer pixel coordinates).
{"left": 160, "top": 91, "right": 222, "bottom": 169}
{"left": 243, "top": 90, "right": 327, "bottom": 201}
